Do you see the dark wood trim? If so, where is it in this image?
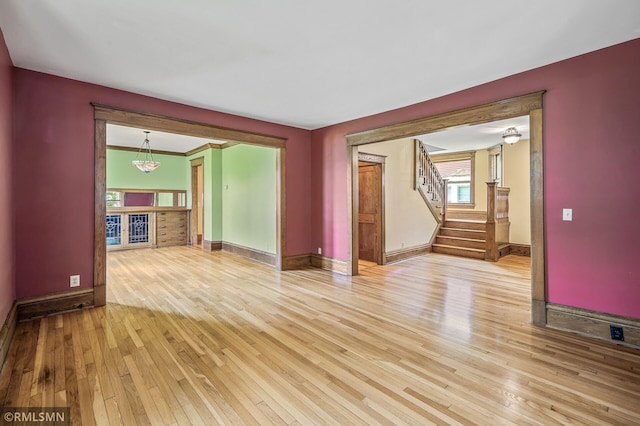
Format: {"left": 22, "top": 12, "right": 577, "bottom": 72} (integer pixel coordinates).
{"left": 346, "top": 92, "right": 546, "bottom": 327}
{"left": 93, "top": 104, "right": 287, "bottom": 148}
{"left": 190, "top": 157, "right": 204, "bottom": 247}
{"left": 94, "top": 119, "right": 107, "bottom": 307}
{"left": 222, "top": 242, "right": 276, "bottom": 266}
{"left": 508, "top": 244, "right": 531, "bottom": 257}
{"left": 276, "top": 148, "right": 286, "bottom": 271}
{"left": 384, "top": 244, "right": 431, "bottom": 264}
{"left": 107, "top": 145, "right": 187, "bottom": 157}
{"left": 529, "top": 107, "right": 545, "bottom": 326}
{"left": 185, "top": 143, "right": 222, "bottom": 157}
{"left": 281, "top": 254, "right": 312, "bottom": 270}
{"left": 546, "top": 303, "right": 640, "bottom": 349}
{"left": 347, "top": 145, "right": 359, "bottom": 276}
{"left": 0, "top": 302, "right": 17, "bottom": 370}
{"left": 346, "top": 91, "right": 545, "bottom": 146}
{"left": 17, "top": 289, "right": 95, "bottom": 321}
{"left": 310, "top": 254, "right": 349, "bottom": 275}
{"left": 358, "top": 152, "right": 386, "bottom": 163}
{"left": 203, "top": 240, "right": 222, "bottom": 252}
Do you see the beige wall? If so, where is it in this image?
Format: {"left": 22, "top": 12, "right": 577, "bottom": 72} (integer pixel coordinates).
{"left": 363, "top": 138, "right": 438, "bottom": 252}
{"left": 503, "top": 139, "right": 531, "bottom": 244}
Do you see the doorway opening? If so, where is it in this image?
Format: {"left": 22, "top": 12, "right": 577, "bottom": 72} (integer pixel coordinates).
{"left": 190, "top": 157, "right": 204, "bottom": 247}
{"left": 93, "top": 104, "right": 287, "bottom": 307}
{"left": 346, "top": 91, "right": 546, "bottom": 325}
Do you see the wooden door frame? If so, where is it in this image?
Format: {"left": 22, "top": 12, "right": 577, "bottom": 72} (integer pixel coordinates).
{"left": 346, "top": 91, "right": 546, "bottom": 325}
{"left": 93, "top": 104, "right": 287, "bottom": 306}
{"left": 190, "top": 157, "right": 204, "bottom": 247}
{"left": 358, "top": 152, "right": 386, "bottom": 264}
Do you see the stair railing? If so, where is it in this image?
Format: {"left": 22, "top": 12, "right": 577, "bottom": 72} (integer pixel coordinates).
{"left": 485, "top": 181, "right": 510, "bottom": 261}
{"left": 414, "top": 139, "right": 448, "bottom": 223}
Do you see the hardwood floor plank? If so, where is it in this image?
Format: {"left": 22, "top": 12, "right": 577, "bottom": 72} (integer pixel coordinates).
{"left": 1, "top": 248, "right": 639, "bottom": 425}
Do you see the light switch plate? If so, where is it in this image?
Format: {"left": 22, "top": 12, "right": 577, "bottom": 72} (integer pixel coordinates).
{"left": 562, "top": 208, "right": 573, "bottom": 221}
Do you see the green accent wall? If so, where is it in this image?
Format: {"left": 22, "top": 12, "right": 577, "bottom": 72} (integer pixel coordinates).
{"left": 107, "top": 149, "right": 188, "bottom": 189}
{"left": 222, "top": 145, "right": 276, "bottom": 254}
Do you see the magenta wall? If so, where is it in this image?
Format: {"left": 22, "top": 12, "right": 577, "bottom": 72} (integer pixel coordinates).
{"left": 13, "top": 70, "right": 312, "bottom": 299}
{"left": 0, "top": 28, "right": 15, "bottom": 325}
{"left": 311, "top": 38, "right": 640, "bottom": 319}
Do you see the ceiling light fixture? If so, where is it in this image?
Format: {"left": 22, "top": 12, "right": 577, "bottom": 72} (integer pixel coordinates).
{"left": 502, "top": 127, "right": 522, "bottom": 144}
{"left": 132, "top": 131, "right": 161, "bottom": 173}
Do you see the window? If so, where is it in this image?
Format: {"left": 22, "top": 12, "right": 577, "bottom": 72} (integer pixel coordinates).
{"left": 489, "top": 145, "right": 503, "bottom": 186}
{"left": 432, "top": 152, "right": 475, "bottom": 206}
{"left": 106, "top": 189, "right": 187, "bottom": 210}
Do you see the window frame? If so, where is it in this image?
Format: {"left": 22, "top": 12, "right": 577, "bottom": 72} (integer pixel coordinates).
{"left": 431, "top": 151, "right": 475, "bottom": 208}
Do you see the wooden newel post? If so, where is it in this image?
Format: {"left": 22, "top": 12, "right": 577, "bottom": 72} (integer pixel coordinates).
{"left": 485, "top": 182, "right": 498, "bottom": 261}
{"left": 441, "top": 178, "right": 449, "bottom": 223}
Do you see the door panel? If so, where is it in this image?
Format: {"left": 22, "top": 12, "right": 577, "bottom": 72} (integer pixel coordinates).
{"left": 358, "top": 163, "right": 382, "bottom": 263}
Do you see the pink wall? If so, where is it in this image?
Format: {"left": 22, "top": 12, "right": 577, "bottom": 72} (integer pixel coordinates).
{"left": 311, "top": 38, "right": 640, "bottom": 319}
{"left": 0, "top": 28, "right": 15, "bottom": 326}
{"left": 13, "top": 70, "right": 312, "bottom": 299}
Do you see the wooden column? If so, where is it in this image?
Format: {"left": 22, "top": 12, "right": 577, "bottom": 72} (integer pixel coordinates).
{"left": 485, "top": 182, "right": 498, "bottom": 261}
{"left": 94, "top": 119, "right": 107, "bottom": 306}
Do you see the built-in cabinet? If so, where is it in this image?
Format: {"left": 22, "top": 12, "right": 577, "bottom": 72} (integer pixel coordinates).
{"left": 156, "top": 211, "right": 189, "bottom": 247}
{"left": 106, "top": 188, "right": 189, "bottom": 251}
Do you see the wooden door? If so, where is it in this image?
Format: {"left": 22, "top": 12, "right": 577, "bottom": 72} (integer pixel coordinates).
{"left": 358, "top": 162, "right": 382, "bottom": 263}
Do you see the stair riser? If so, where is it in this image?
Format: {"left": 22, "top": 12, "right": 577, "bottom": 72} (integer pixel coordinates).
{"left": 432, "top": 245, "right": 485, "bottom": 260}
{"left": 436, "top": 237, "right": 485, "bottom": 250}
{"left": 446, "top": 210, "right": 487, "bottom": 221}
{"left": 440, "top": 228, "right": 486, "bottom": 239}
{"left": 444, "top": 220, "right": 486, "bottom": 230}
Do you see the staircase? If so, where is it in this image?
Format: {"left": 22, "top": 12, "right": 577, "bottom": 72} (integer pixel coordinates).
{"left": 414, "top": 139, "right": 511, "bottom": 261}
{"left": 432, "top": 218, "right": 487, "bottom": 259}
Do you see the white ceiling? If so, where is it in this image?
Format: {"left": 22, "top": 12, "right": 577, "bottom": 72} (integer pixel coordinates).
{"left": 418, "top": 116, "right": 530, "bottom": 154}
{"left": 107, "top": 124, "right": 221, "bottom": 153}
{"left": 1, "top": 1, "right": 639, "bottom": 130}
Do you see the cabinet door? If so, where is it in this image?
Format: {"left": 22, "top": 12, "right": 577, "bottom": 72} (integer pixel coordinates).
{"left": 106, "top": 214, "right": 123, "bottom": 250}
{"left": 127, "top": 213, "right": 151, "bottom": 246}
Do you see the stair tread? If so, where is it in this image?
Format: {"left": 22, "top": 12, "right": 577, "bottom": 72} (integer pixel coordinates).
{"left": 441, "top": 227, "right": 486, "bottom": 233}
{"left": 436, "top": 235, "right": 485, "bottom": 243}
{"left": 445, "top": 219, "right": 486, "bottom": 223}
{"left": 432, "top": 243, "right": 485, "bottom": 253}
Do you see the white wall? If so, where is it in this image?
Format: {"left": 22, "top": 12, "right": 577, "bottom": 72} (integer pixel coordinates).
{"left": 503, "top": 139, "right": 531, "bottom": 244}
{"left": 363, "top": 138, "right": 438, "bottom": 252}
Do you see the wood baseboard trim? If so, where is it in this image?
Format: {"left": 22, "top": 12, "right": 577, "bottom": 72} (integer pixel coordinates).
{"left": 16, "top": 288, "right": 95, "bottom": 321}
{"left": 0, "top": 301, "right": 18, "bottom": 370}
{"left": 509, "top": 244, "right": 531, "bottom": 257}
{"left": 203, "top": 240, "right": 222, "bottom": 252}
{"left": 546, "top": 303, "right": 640, "bottom": 349}
{"left": 222, "top": 242, "right": 276, "bottom": 266}
{"left": 281, "top": 254, "right": 311, "bottom": 270}
{"left": 384, "top": 244, "right": 431, "bottom": 264}
{"left": 310, "top": 254, "right": 349, "bottom": 275}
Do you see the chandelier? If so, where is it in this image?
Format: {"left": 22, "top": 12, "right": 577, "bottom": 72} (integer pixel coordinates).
{"left": 132, "top": 131, "right": 161, "bottom": 173}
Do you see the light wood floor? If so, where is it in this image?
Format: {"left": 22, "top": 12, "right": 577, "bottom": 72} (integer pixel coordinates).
{"left": 1, "top": 247, "right": 640, "bottom": 425}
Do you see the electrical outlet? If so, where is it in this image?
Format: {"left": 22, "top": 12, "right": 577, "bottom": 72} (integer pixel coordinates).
{"left": 70, "top": 275, "right": 80, "bottom": 288}
{"left": 610, "top": 325, "right": 624, "bottom": 341}
{"left": 317, "top": 247, "right": 322, "bottom": 255}
{"left": 562, "top": 208, "right": 573, "bottom": 221}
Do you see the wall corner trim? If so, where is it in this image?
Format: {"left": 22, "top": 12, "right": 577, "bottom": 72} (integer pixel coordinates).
{"left": 546, "top": 303, "right": 640, "bottom": 349}
{"left": 0, "top": 301, "right": 18, "bottom": 370}
{"left": 203, "top": 240, "right": 223, "bottom": 252}
{"left": 310, "top": 254, "right": 349, "bottom": 275}
{"left": 16, "top": 288, "right": 95, "bottom": 321}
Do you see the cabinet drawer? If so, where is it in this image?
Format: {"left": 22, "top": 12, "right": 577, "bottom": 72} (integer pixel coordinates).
{"left": 157, "top": 236, "right": 187, "bottom": 247}
{"left": 156, "top": 222, "right": 187, "bottom": 231}
{"left": 157, "top": 230, "right": 187, "bottom": 238}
